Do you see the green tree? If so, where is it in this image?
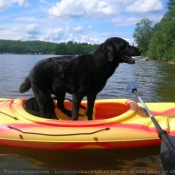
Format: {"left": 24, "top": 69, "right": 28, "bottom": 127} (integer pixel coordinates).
{"left": 147, "top": 0, "right": 175, "bottom": 61}
{"left": 55, "top": 42, "right": 98, "bottom": 55}
{"left": 0, "top": 39, "right": 98, "bottom": 55}
{"left": 167, "top": 0, "right": 175, "bottom": 11}
{"left": 0, "top": 40, "right": 57, "bottom": 54}
{"left": 133, "top": 18, "right": 154, "bottom": 56}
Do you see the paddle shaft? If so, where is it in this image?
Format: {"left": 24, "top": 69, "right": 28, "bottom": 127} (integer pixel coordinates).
{"left": 133, "top": 89, "right": 175, "bottom": 156}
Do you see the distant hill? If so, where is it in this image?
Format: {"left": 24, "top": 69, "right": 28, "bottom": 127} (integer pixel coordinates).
{"left": 0, "top": 40, "right": 98, "bottom": 55}
{"left": 0, "top": 40, "right": 57, "bottom": 54}
{"left": 55, "top": 41, "right": 98, "bottom": 55}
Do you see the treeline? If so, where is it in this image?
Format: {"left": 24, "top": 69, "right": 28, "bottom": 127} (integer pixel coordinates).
{"left": 0, "top": 40, "right": 98, "bottom": 55}
{"left": 0, "top": 40, "right": 57, "bottom": 54}
{"left": 133, "top": 0, "right": 175, "bottom": 61}
{"left": 55, "top": 41, "right": 98, "bottom": 55}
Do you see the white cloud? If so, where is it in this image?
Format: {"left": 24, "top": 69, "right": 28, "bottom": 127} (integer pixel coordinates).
{"left": 149, "top": 14, "right": 164, "bottom": 22}
{"left": 88, "top": 37, "right": 99, "bottom": 44}
{"left": 63, "top": 34, "right": 100, "bottom": 44}
{"left": 12, "top": 0, "right": 30, "bottom": 7}
{"left": 53, "top": 28, "right": 64, "bottom": 34}
{"left": 112, "top": 13, "right": 164, "bottom": 27}
{"left": 112, "top": 16, "right": 142, "bottom": 26}
{"left": 11, "top": 27, "right": 21, "bottom": 32}
{"left": 47, "top": 0, "right": 164, "bottom": 19}
{"left": 14, "top": 17, "right": 37, "bottom": 22}
{"left": 0, "top": 25, "right": 5, "bottom": 30}
{"left": 26, "top": 24, "right": 41, "bottom": 35}
{"left": 0, "top": 0, "right": 30, "bottom": 11}
{"left": 72, "top": 26, "right": 83, "bottom": 32}
{"left": 48, "top": 0, "right": 115, "bottom": 18}
{"left": 48, "top": 0, "right": 85, "bottom": 18}
{"left": 0, "top": 0, "right": 11, "bottom": 10}
{"left": 37, "top": 24, "right": 102, "bottom": 44}
{"left": 95, "top": 1, "right": 113, "bottom": 15}
{"left": 41, "top": 28, "right": 64, "bottom": 41}
{"left": 126, "top": 0, "right": 163, "bottom": 13}
{"left": 0, "top": 0, "right": 167, "bottom": 45}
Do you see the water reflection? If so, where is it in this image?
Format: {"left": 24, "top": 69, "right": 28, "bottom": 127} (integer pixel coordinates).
{"left": 0, "top": 145, "right": 164, "bottom": 174}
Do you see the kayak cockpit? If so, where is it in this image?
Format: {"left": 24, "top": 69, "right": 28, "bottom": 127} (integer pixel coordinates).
{"left": 2, "top": 98, "right": 146, "bottom": 127}
{"left": 24, "top": 97, "right": 132, "bottom": 120}
{"left": 9, "top": 98, "right": 147, "bottom": 127}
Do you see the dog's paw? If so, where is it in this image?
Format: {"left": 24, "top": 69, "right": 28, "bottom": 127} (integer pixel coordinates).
{"left": 51, "top": 115, "right": 59, "bottom": 120}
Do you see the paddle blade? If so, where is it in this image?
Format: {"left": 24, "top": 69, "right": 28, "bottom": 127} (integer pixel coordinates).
{"left": 161, "top": 135, "right": 175, "bottom": 173}
{"left": 161, "top": 135, "right": 175, "bottom": 154}
{"left": 125, "top": 81, "right": 138, "bottom": 93}
{"left": 161, "top": 151, "right": 175, "bottom": 174}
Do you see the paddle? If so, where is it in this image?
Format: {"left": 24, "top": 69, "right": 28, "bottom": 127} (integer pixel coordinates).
{"left": 125, "top": 81, "right": 175, "bottom": 173}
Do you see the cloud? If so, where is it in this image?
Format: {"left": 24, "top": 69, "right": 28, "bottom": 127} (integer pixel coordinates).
{"left": 112, "top": 13, "right": 164, "bottom": 27}
{"left": 126, "top": 0, "right": 163, "bottom": 13}
{"left": 11, "top": 27, "right": 21, "bottom": 32}
{"left": 48, "top": 1, "right": 86, "bottom": 18}
{"left": 12, "top": 0, "right": 30, "bottom": 7}
{"left": 72, "top": 26, "right": 83, "bottom": 32}
{"left": 26, "top": 24, "right": 41, "bottom": 35}
{"left": 88, "top": 37, "right": 99, "bottom": 44}
{"left": 47, "top": 0, "right": 164, "bottom": 19}
{"left": 0, "top": 25, "right": 5, "bottom": 30}
{"left": 0, "top": 0, "right": 11, "bottom": 10}
{"left": 41, "top": 28, "right": 64, "bottom": 41}
{"left": 62, "top": 34, "right": 100, "bottom": 44}
{"left": 48, "top": 0, "right": 115, "bottom": 18}
{"left": 38, "top": 24, "right": 101, "bottom": 44}
{"left": 14, "top": 17, "right": 37, "bottom": 22}
{"left": 112, "top": 16, "right": 142, "bottom": 26}
{"left": 0, "top": 0, "right": 167, "bottom": 45}
{"left": 0, "top": 0, "right": 30, "bottom": 11}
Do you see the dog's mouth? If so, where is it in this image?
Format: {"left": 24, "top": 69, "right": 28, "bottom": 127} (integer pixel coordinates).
{"left": 121, "top": 55, "right": 135, "bottom": 64}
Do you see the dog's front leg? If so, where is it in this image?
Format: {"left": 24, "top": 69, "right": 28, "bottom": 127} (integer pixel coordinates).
{"left": 87, "top": 93, "right": 97, "bottom": 120}
{"left": 72, "top": 94, "right": 82, "bottom": 120}
{"left": 56, "top": 92, "right": 72, "bottom": 117}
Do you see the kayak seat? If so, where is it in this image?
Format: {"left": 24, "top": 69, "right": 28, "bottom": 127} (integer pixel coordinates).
{"left": 24, "top": 97, "right": 87, "bottom": 119}
{"left": 24, "top": 97, "right": 41, "bottom": 117}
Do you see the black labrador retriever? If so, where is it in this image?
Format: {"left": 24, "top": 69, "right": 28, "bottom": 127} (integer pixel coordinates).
{"left": 19, "top": 37, "right": 141, "bottom": 120}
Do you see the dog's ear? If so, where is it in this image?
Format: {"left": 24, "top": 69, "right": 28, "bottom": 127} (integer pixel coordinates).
{"left": 107, "top": 45, "right": 114, "bottom": 62}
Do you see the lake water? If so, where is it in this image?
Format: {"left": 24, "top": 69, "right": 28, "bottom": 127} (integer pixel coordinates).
{"left": 0, "top": 54, "right": 175, "bottom": 175}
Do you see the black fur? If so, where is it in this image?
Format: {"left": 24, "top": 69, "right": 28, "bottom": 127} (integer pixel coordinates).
{"left": 19, "top": 37, "right": 141, "bottom": 120}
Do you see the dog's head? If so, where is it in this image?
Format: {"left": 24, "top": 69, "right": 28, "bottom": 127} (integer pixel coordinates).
{"left": 104, "top": 37, "right": 141, "bottom": 64}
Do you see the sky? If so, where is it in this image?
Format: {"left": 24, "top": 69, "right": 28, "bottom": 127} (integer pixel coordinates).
{"left": 0, "top": 0, "right": 169, "bottom": 45}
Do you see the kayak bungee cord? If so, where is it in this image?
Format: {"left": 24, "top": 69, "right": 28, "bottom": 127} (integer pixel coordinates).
{"left": 0, "top": 111, "right": 18, "bottom": 120}
{"left": 7, "top": 125, "right": 110, "bottom": 137}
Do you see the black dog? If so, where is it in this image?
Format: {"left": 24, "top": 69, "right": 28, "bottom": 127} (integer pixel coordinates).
{"left": 19, "top": 37, "right": 141, "bottom": 120}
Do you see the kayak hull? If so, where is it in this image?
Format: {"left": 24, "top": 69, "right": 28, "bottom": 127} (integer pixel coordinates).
{"left": 0, "top": 98, "right": 175, "bottom": 150}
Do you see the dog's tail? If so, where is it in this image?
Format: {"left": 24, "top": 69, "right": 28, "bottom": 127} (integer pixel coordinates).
{"left": 19, "top": 76, "right": 31, "bottom": 93}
